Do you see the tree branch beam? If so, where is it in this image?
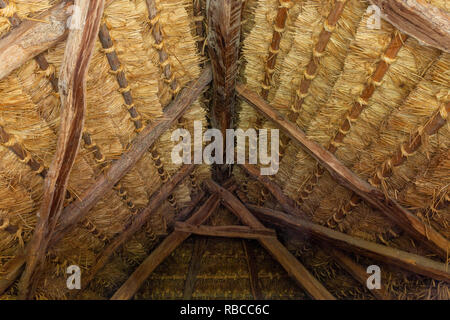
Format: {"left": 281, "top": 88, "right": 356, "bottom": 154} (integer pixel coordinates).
{"left": 18, "top": 0, "right": 106, "bottom": 299}
{"left": 0, "top": 65, "right": 212, "bottom": 295}
{"left": 239, "top": 163, "right": 392, "bottom": 300}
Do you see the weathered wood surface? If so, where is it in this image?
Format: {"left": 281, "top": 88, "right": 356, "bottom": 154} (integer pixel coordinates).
{"left": 370, "top": 0, "right": 450, "bottom": 52}
{"left": 52, "top": 66, "right": 211, "bottom": 242}
{"left": 236, "top": 83, "right": 450, "bottom": 258}
{"left": 0, "top": 0, "right": 117, "bottom": 81}
{"left": 0, "top": 1, "right": 71, "bottom": 80}
{"left": 82, "top": 164, "right": 195, "bottom": 289}
{"left": 248, "top": 205, "right": 450, "bottom": 283}
{"left": 204, "top": 179, "right": 336, "bottom": 300}
{"left": 175, "top": 223, "right": 277, "bottom": 239}
{"left": 18, "top": 0, "right": 105, "bottom": 299}
{"left": 111, "top": 193, "right": 221, "bottom": 300}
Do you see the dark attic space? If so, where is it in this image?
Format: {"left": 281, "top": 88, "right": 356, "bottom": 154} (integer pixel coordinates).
{"left": 0, "top": 0, "right": 449, "bottom": 302}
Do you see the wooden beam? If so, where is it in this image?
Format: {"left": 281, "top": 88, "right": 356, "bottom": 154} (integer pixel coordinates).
{"left": 111, "top": 193, "right": 221, "bottom": 300}
{"left": 370, "top": 0, "right": 450, "bottom": 53}
{"left": 183, "top": 237, "right": 208, "bottom": 299}
{"left": 204, "top": 179, "right": 335, "bottom": 300}
{"left": 247, "top": 205, "right": 450, "bottom": 283}
{"left": 82, "top": 164, "right": 195, "bottom": 289}
{"left": 51, "top": 65, "right": 212, "bottom": 244}
{"left": 18, "top": 0, "right": 105, "bottom": 299}
{"left": 0, "top": 1, "right": 71, "bottom": 80}
{"left": 207, "top": 0, "right": 242, "bottom": 181}
{"left": 236, "top": 83, "right": 450, "bottom": 258}
{"left": 175, "top": 222, "right": 277, "bottom": 239}
{"left": 239, "top": 163, "right": 391, "bottom": 300}
{"left": 207, "top": 0, "right": 241, "bottom": 136}
{"left": 0, "top": 66, "right": 212, "bottom": 295}
{"left": 242, "top": 241, "right": 264, "bottom": 300}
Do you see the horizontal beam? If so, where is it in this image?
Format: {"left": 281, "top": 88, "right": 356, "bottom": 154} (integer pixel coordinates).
{"left": 247, "top": 205, "right": 450, "bottom": 283}
{"left": 204, "top": 179, "right": 336, "bottom": 300}
{"left": 174, "top": 222, "right": 277, "bottom": 239}
{"left": 111, "top": 193, "right": 221, "bottom": 300}
{"left": 236, "top": 83, "right": 450, "bottom": 258}
{"left": 370, "top": 0, "right": 450, "bottom": 52}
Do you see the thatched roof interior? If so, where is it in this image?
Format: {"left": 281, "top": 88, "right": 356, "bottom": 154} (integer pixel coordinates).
{"left": 0, "top": 0, "right": 448, "bottom": 300}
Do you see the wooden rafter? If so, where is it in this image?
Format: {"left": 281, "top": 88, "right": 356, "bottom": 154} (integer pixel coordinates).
{"left": 236, "top": 83, "right": 450, "bottom": 258}
{"left": 248, "top": 205, "right": 450, "bottom": 283}
{"left": 111, "top": 193, "right": 222, "bottom": 300}
{"left": 0, "top": 65, "right": 212, "bottom": 296}
{"left": 322, "top": 247, "right": 392, "bottom": 300}
{"left": 18, "top": 0, "right": 106, "bottom": 299}
{"left": 204, "top": 179, "right": 335, "bottom": 300}
{"left": 370, "top": 0, "right": 450, "bottom": 52}
{"left": 239, "top": 163, "right": 392, "bottom": 300}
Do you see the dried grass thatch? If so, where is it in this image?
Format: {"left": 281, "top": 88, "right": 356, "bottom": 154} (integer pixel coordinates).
{"left": 0, "top": 0, "right": 448, "bottom": 300}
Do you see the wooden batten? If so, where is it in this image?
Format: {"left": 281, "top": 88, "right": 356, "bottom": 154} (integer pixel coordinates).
{"left": 82, "top": 164, "right": 195, "bottom": 289}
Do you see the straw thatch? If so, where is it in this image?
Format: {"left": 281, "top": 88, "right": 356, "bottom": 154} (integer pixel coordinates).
{"left": 0, "top": 0, "right": 448, "bottom": 300}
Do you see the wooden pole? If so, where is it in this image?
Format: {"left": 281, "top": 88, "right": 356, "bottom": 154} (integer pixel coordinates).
{"left": 0, "top": 65, "right": 212, "bottom": 295}
{"left": 236, "top": 83, "right": 450, "bottom": 258}
{"left": 0, "top": 0, "right": 118, "bottom": 81}
{"left": 18, "top": 0, "right": 106, "bottom": 299}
